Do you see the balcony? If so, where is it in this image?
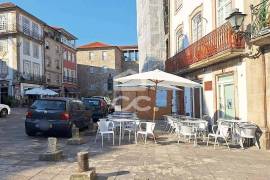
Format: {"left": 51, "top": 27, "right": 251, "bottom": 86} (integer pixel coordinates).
{"left": 165, "top": 23, "right": 245, "bottom": 74}
{"left": 63, "top": 76, "right": 77, "bottom": 84}
{"left": 18, "top": 24, "right": 43, "bottom": 41}
{"left": 250, "top": 0, "right": 270, "bottom": 46}
{"left": 0, "top": 23, "right": 43, "bottom": 41}
{"left": 0, "top": 23, "right": 16, "bottom": 35}
{"left": 19, "top": 73, "right": 45, "bottom": 84}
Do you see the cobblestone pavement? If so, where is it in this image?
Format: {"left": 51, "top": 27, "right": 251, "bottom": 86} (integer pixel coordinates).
{"left": 0, "top": 108, "right": 270, "bottom": 180}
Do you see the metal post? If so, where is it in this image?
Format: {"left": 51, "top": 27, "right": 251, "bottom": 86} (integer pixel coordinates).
{"left": 192, "top": 88, "right": 195, "bottom": 118}
{"left": 199, "top": 87, "right": 203, "bottom": 118}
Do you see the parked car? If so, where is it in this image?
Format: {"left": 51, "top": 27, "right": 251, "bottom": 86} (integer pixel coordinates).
{"left": 0, "top": 104, "right": 11, "bottom": 118}
{"left": 92, "top": 96, "right": 114, "bottom": 113}
{"left": 25, "top": 98, "right": 92, "bottom": 137}
{"left": 82, "top": 97, "right": 108, "bottom": 122}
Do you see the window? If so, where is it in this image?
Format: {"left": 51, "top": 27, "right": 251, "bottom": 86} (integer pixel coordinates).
{"left": 23, "top": 60, "right": 31, "bottom": 74}
{"left": 56, "top": 45, "right": 60, "bottom": 53}
{"left": 64, "top": 68, "right": 67, "bottom": 76}
{"left": 102, "top": 51, "right": 108, "bottom": 60}
{"left": 46, "top": 57, "right": 51, "bottom": 67}
{"left": 89, "top": 67, "right": 94, "bottom": 73}
{"left": 103, "top": 66, "right": 108, "bottom": 73}
{"left": 0, "top": 39, "right": 8, "bottom": 53}
{"left": 63, "top": 50, "right": 67, "bottom": 60}
{"left": 0, "top": 14, "right": 7, "bottom": 31}
{"left": 22, "top": 16, "right": 30, "bottom": 35}
{"left": 33, "top": 63, "right": 40, "bottom": 76}
{"left": 89, "top": 52, "right": 95, "bottom": 60}
{"left": 71, "top": 70, "right": 75, "bottom": 78}
{"left": 32, "top": 22, "right": 39, "bottom": 39}
{"left": 71, "top": 53, "right": 75, "bottom": 62}
{"left": 0, "top": 60, "right": 8, "bottom": 77}
{"left": 89, "top": 84, "right": 96, "bottom": 90}
{"left": 124, "top": 51, "right": 130, "bottom": 61}
{"left": 55, "top": 59, "right": 60, "bottom": 69}
{"left": 45, "top": 41, "right": 50, "bottom": 49}
{"left": 191, "top": 12, "right": 203, "bottom": 42}
{"left": 176, "top": 26, "right": 184, "bottom": 53}
{"left": 33, "top": 43, "right": 39, "bottom": 58}
{"left": 175, "top": 0, "right": 183, "bottom": 13}
{"left": 23, "top": 39, "right": 30, "bottom": 55}
{"left": 217, "top": 0, "right": 232, "bottom": 27}
{"left": 103, "top": 82, "right": 107, "bottom": 90}
{"left": 68, "top": 51, "right": 71, "bottom": 61}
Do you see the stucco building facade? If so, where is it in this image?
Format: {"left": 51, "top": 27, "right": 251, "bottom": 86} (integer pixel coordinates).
{"left": 165, "top": 0, "right": 270, "bottom": 149}
{"left": 0, "top": 2, "right": 45, "bottom": 104}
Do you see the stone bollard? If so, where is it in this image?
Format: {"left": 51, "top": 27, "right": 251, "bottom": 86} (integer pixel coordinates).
{"left": 70, "top": 152, "right": 96, "bottom": 180}
{"left": 67, "top": 126, "right": 86, "bottom": 145}
{"left": 77, "top": 152, "right": 89, "bottom": 172}
{"left": 39, "top": 137, "right": 63, "bottom": 161}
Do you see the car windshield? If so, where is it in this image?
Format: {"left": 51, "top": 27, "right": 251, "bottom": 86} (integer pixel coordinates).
{"left": 31, "top": 100, "right": 66, "bottom": 110}
{"left": 83, "top": 99, "right": 100, "bottom": 107}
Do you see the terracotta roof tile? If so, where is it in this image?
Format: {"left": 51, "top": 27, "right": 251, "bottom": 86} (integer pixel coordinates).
{"left": 0, "top": 2, "right": 16, "bottom": 8}
{"left": 78, "top": 42, "right": 111, "bottom": 49}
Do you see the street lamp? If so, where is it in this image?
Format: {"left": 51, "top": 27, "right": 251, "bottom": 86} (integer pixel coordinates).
{"left": 226, "top": 8, "right": 246, "bottom": 32}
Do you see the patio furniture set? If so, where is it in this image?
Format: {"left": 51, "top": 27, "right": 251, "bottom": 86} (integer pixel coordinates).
{"left": 95, "top": 111, "right": 156, "bottom": 147}
{"left": 164, "top": 115, "right": 260, "bottom": 150}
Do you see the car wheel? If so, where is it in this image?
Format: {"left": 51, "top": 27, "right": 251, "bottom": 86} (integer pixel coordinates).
{"left": 0, "top": 108, "right": 8, "bottom": 118}
{"left": 25, "top": 128, "right": 36, "bottom": 136}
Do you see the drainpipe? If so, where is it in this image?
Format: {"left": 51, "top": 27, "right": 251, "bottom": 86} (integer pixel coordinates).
{"left": 262, "top": 49, "right": 268, "bottom": 131}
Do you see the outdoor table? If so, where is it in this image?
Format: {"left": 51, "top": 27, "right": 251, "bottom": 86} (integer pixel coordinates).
{"left": 111, "top": 118, "right": 138, "bottom": 145}
{"left": 217, "top": 119, "right": 246, "bottom": 144}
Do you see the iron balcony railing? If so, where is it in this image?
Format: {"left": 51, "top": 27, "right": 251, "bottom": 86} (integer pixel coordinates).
{"left": 165, "top": 23, "right": 245, "bottom": 73}
{"left": 0, "top": 23, "right": 43, "bottom": 41}
{"left": 0, "top": 23, "right": 16, "bottom": 34}
{"left": 20, "top": 73, "right": 45, "bottom": 84}
{"left": 251, "top": 0, "right": 270, "bottom": 38}
{"left": 18, "top": 23, "right": 43, "bottom": 41}
{"left": 63, "top": 76, "right": 77, "bottom": 83}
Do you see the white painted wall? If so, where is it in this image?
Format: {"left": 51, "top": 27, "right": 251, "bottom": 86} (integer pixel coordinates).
{"left": 19, "top": 36, "right": 43, "bottom": 76}
{"left": 200, "top": 71, "right": 214, "bottom": 119}
{"left": 18, "top": 14, "right": 44, "bottom": 78}
{"left": 237, "top": 60, "right": 247, "bottom": 121}
{"left": 169, "top": 0, "right": 214, "bottom": 58}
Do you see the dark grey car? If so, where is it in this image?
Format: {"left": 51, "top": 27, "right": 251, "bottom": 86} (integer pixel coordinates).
{"left": 25, "top": 98, "right": 92, "bottom": 137}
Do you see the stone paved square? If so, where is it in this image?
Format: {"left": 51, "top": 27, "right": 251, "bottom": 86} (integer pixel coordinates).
{"left": 0, "top": 108, "right": 270, "bottom": 180}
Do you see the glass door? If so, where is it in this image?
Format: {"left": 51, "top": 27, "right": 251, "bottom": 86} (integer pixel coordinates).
{"left": 217, "top": 74, "right": 235, "bottom": 119}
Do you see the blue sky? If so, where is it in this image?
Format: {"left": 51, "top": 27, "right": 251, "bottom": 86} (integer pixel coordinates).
{"left": 4, "top": 0, "right": 137, "bottom": 46}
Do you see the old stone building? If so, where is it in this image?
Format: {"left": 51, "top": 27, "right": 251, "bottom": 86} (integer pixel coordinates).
{"left": 77, "top": 42, "right": 124, "bottom": 98}
{"left": 44, "top": 26, "right": 62, "bottom": 93}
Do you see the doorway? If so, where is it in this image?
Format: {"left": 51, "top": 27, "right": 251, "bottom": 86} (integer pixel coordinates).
{"left": 217, "top": 74, "right": 235, "bottom": 119}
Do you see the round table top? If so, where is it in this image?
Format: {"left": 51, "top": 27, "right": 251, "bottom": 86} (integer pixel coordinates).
{"left": 217, "top": 119, "right": 245, "bottom": 123}
{"left": 110, "top": 118, "right": 138, "bottom": 122}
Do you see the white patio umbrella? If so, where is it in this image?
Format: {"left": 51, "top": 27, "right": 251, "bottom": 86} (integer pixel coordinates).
{"left": 25, "top": 87, "right": 58, "bottom": 96}
{"left": 115, "top": 82, "right": 182, "bottom": 91}
{"left": 114, "top": 69, "right": 200, "bottom": 121}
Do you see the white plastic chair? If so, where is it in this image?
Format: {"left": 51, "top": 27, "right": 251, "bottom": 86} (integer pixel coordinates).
{"left": 179, "top": 124, "right": 197, "bottom": 146}
{"left": 197, "top": 121, "right": 208, "bottom": 142}
{"left": 235, "top": 123, "right": 259, "bottom": 149}
{"left": 123, "top": 120, "right": 140, "bottom": 142}
{"left": 167, "top": 116, "right": 176, "bottom": 133}
{"left": 136, "top": 122, "right": 156, "bottom": 144}
{"left": 95, "top": 121, "right": 114, "bottom": 148}
{"left": 207, "top": 123, "right": 230, "bottom": 149}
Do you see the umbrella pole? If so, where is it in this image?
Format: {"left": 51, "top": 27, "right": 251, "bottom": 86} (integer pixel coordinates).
{"left": 153, "top": 81, "right": 158, "bottom": 122}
